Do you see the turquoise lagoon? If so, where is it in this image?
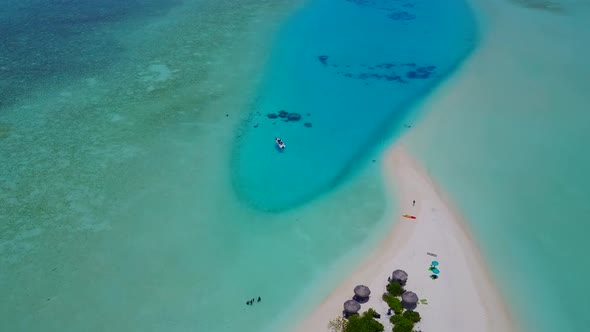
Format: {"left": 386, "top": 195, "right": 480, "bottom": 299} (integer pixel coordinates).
{"left": 233, "top": 0, "right": 477, "bottom": 211}
{"left": 1, "top": 0, "right": 475, "bottom": 331}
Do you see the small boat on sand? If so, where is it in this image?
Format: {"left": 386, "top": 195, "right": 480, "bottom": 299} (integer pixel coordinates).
{"left": 275, "top": 137, "right": 286, "bottom": 149}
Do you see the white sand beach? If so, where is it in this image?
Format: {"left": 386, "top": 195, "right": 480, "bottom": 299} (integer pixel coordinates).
{"left": 294, "top": 145, "right": 515, "bottom": 332}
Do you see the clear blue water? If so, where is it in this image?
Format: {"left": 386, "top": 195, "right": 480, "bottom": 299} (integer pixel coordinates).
{"left": 0, "top": 0, "right": 181, "bottom": 109}
{"left": 233, "top": 0, "right": 477, "bottom": 211}
{"left": 405, "top": 2, "right": 590, "bottom": 331}
{"left": 0, "top": 0, "right": 476, "bottom": 331}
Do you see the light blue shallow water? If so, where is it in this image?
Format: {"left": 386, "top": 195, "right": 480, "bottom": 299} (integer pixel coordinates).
{"left": 406, "top": 2, "right": 590, "bottom": 331}
{"left": 233, "top": 0, "right": 477, "bottom": 211}
{"left": 1, "top": 0, "right": 477, "bottom": 331}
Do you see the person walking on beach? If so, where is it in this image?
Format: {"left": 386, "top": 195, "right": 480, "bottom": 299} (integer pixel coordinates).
{"left": 412, "top": 200, "right": 415, "bottom": 206}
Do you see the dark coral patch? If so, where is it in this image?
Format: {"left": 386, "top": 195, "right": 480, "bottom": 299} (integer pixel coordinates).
{"left": 318, "top": 55, "right": 329, "bottom": 66}
{"left": 345, "top": 0, "right": 417, "bottom": 21}
{"left": 316, "top": 56, "right": 433, "bottom": 84}
{"left": 387, "top": 11, "right": 416, "bottom": 21}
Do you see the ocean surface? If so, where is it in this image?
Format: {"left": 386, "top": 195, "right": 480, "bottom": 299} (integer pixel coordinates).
{"left": 0, "top": 0, "right": 475, "bottom": 331}
{"left": 407, "top": 1, "right": 590, "bottom": 331}
{"left": 233, "top": 0, "right": 477, "bottom": 211}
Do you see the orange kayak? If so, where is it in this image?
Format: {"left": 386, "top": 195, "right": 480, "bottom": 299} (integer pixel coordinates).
{"left": 402, "top": 214, "right": 416, "bottom": 219}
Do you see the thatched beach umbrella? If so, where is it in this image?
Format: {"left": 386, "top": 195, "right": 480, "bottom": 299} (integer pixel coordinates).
{"left": 343, "top": 300, "right": 361, "bottom": 315}
{"left": 354, "top": 285, "right": 371, "bottom": 299}
{"left": 392, "top": 269, "right": 408, "bottom": 285}
{"left": 401, "top": 291, "right": 419, "bottom": 310}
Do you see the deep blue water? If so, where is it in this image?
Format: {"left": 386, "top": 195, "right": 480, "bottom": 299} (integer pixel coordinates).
{"left": 232, "top": 0, "right": 477, "bottom": 211}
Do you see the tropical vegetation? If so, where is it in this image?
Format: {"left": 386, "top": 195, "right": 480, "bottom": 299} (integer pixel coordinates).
{"left": 383, "top": 280, "right": 422, "bottom": 332}
{"left": 328, "top": 309, "right": 384, "bottom": 332}
{"left": 329, "top": 279, "right": 424, "bottom": 332}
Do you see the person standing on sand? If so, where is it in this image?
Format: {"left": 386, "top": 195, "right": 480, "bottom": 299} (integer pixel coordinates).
{"left": 412, "top": 200, "right": 415, "bottom": 206}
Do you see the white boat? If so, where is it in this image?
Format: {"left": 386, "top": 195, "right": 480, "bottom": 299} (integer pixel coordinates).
{"left": 275, "top": 137, "right": 286, "bottom": 149}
